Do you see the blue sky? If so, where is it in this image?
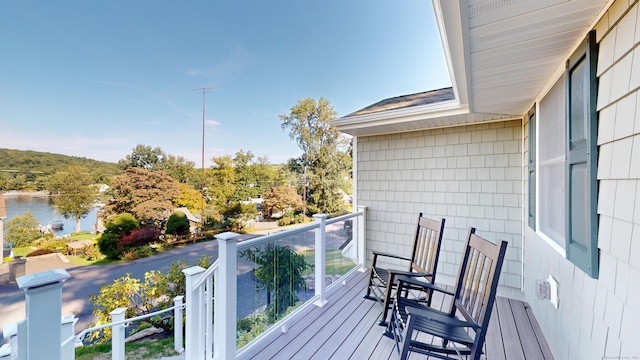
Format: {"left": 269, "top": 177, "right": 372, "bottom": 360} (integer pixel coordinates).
{"left": 0, "top": 1, "right": 450, "bottom": 165}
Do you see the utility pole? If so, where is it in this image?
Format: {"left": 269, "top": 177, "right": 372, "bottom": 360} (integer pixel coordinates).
{"left": 192, "top": 87, "right": 216, "bottom": 219}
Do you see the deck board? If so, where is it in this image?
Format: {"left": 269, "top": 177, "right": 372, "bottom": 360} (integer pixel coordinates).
{"left": 238, "top": 269, "right": 554, "bottom": 360}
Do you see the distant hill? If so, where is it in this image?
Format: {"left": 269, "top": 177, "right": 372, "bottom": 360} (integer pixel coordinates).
{"left": 0, "top": 148, "right": 121, "bottom": 181}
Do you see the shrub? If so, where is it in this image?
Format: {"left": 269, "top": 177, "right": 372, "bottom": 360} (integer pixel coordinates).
{"left": 36, "top": 238, "right": 67, "bottom": 252}
{"left": 121, "top": 248, "right": 140, "bottom": 261}
{"left": 118, "top": 227, "right": 161, "bottom": 251}
{"left": 97, "top": 233, "right": 121, "bottom": 259}
{"left": 82, "top": 244, "right": 102, "bottom": 261}
{"left": 165, "top": 211, "right": 190, "bottom": 236}
{"left": 89, "top": 255, "right": 213, "bottom": 343}
{"left": 26, "top": 248, "right": 55, "bottom": 257}
{"left": 104, "top": 213, "right": 139, "bottom": 235}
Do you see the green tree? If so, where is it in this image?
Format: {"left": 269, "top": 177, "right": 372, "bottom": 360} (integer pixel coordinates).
{"left": 175, "top": 183, "right": 203, "bottom": 214}
{"left": 104, "top": 168, "right": 180, "bottom": 228}
{"left": 241, "top": 244, "right": 309, "bottom": 321}
{"left": 206, "top": 155, "right": 236, "bottom": 210}
{"left": 262, "top": 187, "right": 302, "bottom": 218}
{"left": 48, "top": 166, "right": 97, "bottom": 233}
{"left": 160, "top": 154, "right": 197, "bottom": 185}
{"left": 222, "top": 202, "right": 258, "bottom": 230}
{"left": 117, "top": 144, "right": 166, "bottom": 171}
{"left": 165, "top": 211, "right": 190, "bottom": 236}
{"left": 279, "top": 98, "right": 351, "bottom": 215}
{"left": 5, "top": 211, "right": 41, "bottom": 247}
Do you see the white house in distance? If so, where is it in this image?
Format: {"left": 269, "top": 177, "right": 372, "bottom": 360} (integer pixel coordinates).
{"left": 334, "top": 0, "right": 638, "bottom": 358}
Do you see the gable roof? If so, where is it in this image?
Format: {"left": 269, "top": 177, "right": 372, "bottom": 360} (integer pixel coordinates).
{"left": 175, "top": 207, "right": 201, "bottom": 223}
{"left": 334, "top": 0, "right": 611, "bottom": 137}
{"left": 345, "top": 88, "right": 455, "bottom": 117}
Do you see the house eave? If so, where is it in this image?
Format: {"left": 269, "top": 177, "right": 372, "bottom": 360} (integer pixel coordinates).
{"left": 334, "top": 100, "right": 520, "bottom": 137}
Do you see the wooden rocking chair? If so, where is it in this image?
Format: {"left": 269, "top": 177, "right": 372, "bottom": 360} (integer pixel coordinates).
{"left": 364, "top": 214, "right": 445, "bottom": 325}
{"left": 387, "top": 227, "right": 508, "bottom": 360}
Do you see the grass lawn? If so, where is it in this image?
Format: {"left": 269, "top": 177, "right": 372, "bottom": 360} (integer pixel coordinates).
{"left": 75, "top": 337, "right": 178, "bottom": 360}
{"left": 300, "top": 248, "right": 356, "bottom": 276}
{"left": 12, "top": 246, "right": 35, "bottom": 257}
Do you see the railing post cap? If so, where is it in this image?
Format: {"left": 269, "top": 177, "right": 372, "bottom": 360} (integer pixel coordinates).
{"left": 313, "top": 214, "right": 328, "bottom": 219}
{"left": 182, "top": 265, "right": 206, "bottom": 276}
{"left": 109, "top": 307, "right": 127, "bottom": 316}
{"left": 16, "top": 268, "right": 70, "bottom": 290}
{"left": 173, "top": 295, "right": 184, "bottom": 301}
{"left": 214, "top": 231, "right": 241, "bottom": 241}
{"left": 61, "top": 315, "right": 77, "bottom": 325}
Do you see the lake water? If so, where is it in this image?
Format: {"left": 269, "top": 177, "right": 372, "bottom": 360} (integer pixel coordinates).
{"left": 3, "top": 195, "right": 99, "bottom": 236}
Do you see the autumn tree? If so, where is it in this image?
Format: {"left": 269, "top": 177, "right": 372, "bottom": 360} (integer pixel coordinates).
{"left": 280, "top": 98, "right": 351, "bottom": 214}
{"left": 104, "top": 168, "right": 180, "bottom": 228}
{"left": 262, "top": 187, "right": 302, "bottom": 218}
{"left": 48, "top": 165, "right": 97, "bottom": 233}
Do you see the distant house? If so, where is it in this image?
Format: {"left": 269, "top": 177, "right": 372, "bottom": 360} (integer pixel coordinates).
{"left": 334, "top": 0, "right": 638, "bottom": 358}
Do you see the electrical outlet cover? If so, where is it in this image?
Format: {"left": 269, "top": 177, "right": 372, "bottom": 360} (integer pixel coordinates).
{"left": 548, "top": 275, "right": 559, "bottom": 309}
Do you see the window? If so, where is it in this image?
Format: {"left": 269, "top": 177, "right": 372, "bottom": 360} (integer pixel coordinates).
{"left": 565, "top": 31, "right": 598, "bottom": 278}
{"left": 533, "top": 31, "right": 599, "bottom": 278}
{"left": 539, "top": 76, "right": 566, "bottom": 250}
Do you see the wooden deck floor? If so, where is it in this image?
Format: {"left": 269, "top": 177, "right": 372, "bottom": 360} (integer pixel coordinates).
{"left": 238, "top": 270, "right": 554, "bottom": 360}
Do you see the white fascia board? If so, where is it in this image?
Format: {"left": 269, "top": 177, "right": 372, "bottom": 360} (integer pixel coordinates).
{"left": 432, "top": 0, "right": 471, "bottom": 110}
{"left": 334, "top": 100, "right": 468, "bottom": 130}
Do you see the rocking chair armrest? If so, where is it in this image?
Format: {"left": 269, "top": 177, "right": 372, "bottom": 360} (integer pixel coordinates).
{"left": 396, "top": 275, "right": 454, "bottom": 297}
{"left": 405, "top": 305, "right": 481, "bottom": 330}
{"left": 370, "top": 250, "right": 412, "bottom": 263}
{"left": 388, "top": 269, "right": 433, "bottom": 279}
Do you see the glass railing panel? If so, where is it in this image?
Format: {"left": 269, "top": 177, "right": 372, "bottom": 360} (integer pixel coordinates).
{"left": 324, "top": 218, "right": 357, "bottom": 287}
{"left": 236, "top": 227, "right": 316, "bottom": 348}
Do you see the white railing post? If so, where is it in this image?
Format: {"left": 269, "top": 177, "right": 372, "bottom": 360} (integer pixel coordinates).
{"left": 110, "top": 308, "right": 126, "bottom": 360}
{"left": 313, "top": 214, "right": 328, "bottom": 307}
{"left": 183, "top": 266, "right": 205, "bottom": 360}
{"left": 16, "top": 269, "right": 70, "bottom": 360}
{"left": 214, "top": 232, "right": 240, "bottom": 360}
{"left": 173, "top": 296, "right": 184, "bottom": 354}
{"left": 60, "top": 315, "right": 77, "bottom": 360}
{"left": 357, "top": 206, "right": 367, "bottom": 271}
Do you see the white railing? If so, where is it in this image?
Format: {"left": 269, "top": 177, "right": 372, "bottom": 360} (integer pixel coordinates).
{"left": 0, "top": 206, "right": 367, "bottom": 360}
{"left": 183, "top": 206, "right": 367, "bottom": 360}
{"left": 2, "top": 293, "right": 185, "bottom": 360}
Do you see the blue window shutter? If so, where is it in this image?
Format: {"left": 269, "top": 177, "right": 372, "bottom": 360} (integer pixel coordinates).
{"left": 566, "top": 31, "right": 599, "bottom": 278}
{"left": 528, "top": 106, "right": 536, "bottom": 230}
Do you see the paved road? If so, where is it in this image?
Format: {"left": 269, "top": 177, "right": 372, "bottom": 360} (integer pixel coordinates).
{"left": 0, "top": 233, "right": 263, "bottom": 338}
{"left": 0, "top": 222, "right": 351, "bottom": 340}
